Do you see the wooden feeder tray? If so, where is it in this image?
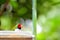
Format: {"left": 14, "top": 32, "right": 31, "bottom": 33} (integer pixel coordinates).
{"left": 0, "top": 31, "right": 34, "bottom": 40}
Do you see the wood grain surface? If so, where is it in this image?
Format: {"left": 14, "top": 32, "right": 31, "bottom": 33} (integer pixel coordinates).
{"left": 0, "top": 38, "right": 32, "bottom": 40}
{"left": 0, "top": 36, "right": 32, "bottom": 40}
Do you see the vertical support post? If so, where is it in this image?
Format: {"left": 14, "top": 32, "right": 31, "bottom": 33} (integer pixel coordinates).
{"left": 32, "top": 0, "right": 37, "bottom": 40}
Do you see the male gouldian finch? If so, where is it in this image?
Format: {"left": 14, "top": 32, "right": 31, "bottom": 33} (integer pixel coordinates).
{"left": 15, "top": 24, "right": 23, "bottom": 31}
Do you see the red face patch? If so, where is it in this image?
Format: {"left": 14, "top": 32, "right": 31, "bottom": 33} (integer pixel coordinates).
{"left": 18, "top": 24, "right": 22, "bottom": 29}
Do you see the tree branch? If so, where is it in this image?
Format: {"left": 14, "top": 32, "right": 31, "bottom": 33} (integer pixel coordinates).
{"left": 0, "top": 0, "right": 10, "bottom": 16}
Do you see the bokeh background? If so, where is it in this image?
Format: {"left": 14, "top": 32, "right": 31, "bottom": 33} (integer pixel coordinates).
{"left": 1, "top": 0, "right": 60, "bottom": 40}
{"left": 0, "top": 0, "right": 32, "bottom": 32}
{"left": 37, "top": 0, "right": 60, "bottom": 40}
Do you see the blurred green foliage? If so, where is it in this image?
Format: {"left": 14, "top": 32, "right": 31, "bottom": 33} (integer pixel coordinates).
{"left": 37, "top": 0, "right": 60, "bottom": 40}
{"left": 0, "top": 0, "right": 32, "bottom": 30}
{"left": 0, "top": 0, "right": 6, "bottom": 6}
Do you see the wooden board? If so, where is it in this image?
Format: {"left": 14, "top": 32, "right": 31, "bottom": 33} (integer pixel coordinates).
{"left": 0, "top": 36, "right": 32, "bottom": 40}
{"left": 0, "top": 31, "right": 34, "bottom": 40}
